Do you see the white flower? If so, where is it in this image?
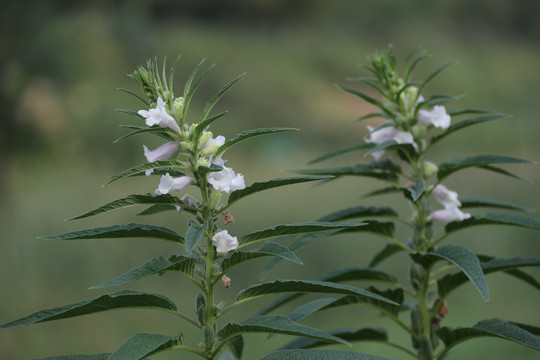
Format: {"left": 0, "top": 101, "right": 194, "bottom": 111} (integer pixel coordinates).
{"left": 155, "top": 173, "right": 193, "bottom": 195}
{"left": 366, "top": 125, "right": 417, "bottom": 160}
{"left": 212, "top": 230, "right": 238, "bottom": 255}
{"left": 207, "top": 166, "right": 245, "bottom": 194}
{"left": 138, "top": 97, "right": 181, "bottom": 135}
{"left": 175, "top": 194, "right": 193, "bottom": 212}
{"left": 432, "top": 184, "right": 461, "bottom": 208}
{"left": 418, "top": 105, "right": 451, "bottom": 130}
{"left": 427, "top": 206, "right": 471, "bottom": 222}
{"left": 201, "top": 135, "right": 225, "bottom": 156}
{"left": 143, "top": 142, "right": 179, "bottom": 162}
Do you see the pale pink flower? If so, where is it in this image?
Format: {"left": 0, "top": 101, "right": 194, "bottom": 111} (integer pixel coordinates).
{"left": 212, "top": 230, "right": 238, "bottom": 255}
{"left": 143, "top": 142, "right": 179, "bottom": 162}
{"left": 207, "top": 166, "right": 245, "bottom": 194}
{"left": 418, "top": 105, "right": 451, "bottom": 130}
{"left": 155, "top": 173, "right": 193, "bottom": 195}
{"left": 200, "top": 135, "right": 225, "bottom": 156}
{"left": 138, "top": 97, "right": 181, "bottom": 135}
{"left": 427, "top": 206, "right": 471, "bottom": 222}
{"left": 432, "top": 184, "right": 461, "bottom": 208}
{"left": 366, "top": 125, "right": 417, "bottom": 160}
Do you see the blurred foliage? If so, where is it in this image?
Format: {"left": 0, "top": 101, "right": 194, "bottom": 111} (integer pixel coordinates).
{"left": 1, "top": 0, "right": 539, "bottom": 359}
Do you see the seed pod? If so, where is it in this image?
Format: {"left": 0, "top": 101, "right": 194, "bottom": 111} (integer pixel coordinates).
{"left": 409, "top": 263, "right": 426, "bottom": 291}
{"left": 410, "top": 306, "right": 422, "bottom": 349}
{"left": 203, "top": 324, "right": 215, "bottom": 348}
{"left": 418, "top": 334, "right": 433, "bottom": 360}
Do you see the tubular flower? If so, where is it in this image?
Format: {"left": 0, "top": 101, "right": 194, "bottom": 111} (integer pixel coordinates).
{"left": 427, "top": 206, "right": 471, "bottom": 222}
{"left": 432, "top": 184, "right": 461, "bottom": 208}
{"left": 366, "top": 125, "right": 417, "bottom": 160}
{"left": 200, "top": 135, "right": 225, "bottom": 156}
{"left": 138, "top": 97, "right": 182, "bottom": 135}
{"left": 207, "top": 166, "right": 245, "bottom": 194}
{"left": 212, "top": 230, "right": 238, "bottom": 255}
{"left": 155, "top": 173, "right": 193, "bottom": 195}
{"left": 417, "top": 105, "right": 451, "bottom": 130}
{"left": 143, "top": 142, "right": 179, "bottom": 162}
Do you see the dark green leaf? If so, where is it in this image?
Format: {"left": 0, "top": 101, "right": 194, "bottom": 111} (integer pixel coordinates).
{"left": 217, "top": 128, "right": 298, "bottom": 156}
{"left": 510, "top": 323, "right": 540, "bottom": 337}
{"left": 104, "top": 161, "right": 187, "bottom": 186}
{"left": 404, "top": 179, "right": 424, "bottom": 202}
{"left": 445, "top": 213, "right": 540, "bottom": 235}
{"left": 40, "top": 223, "right": 184, "bottom": 244}
{"left": 281, "top": 327, "right": 388, "bottom": 350}
{"left": 430, "top": 114, "right": 507, "bottom": 146}
{"left": 185, "top": 221, "right": 204, "bottom": 252}
{"left": 35, "top": 355, "right": 112, "bottom": 360}
{"left": 0, "top": 291, "right": 176, "bottom": 329}
{"left": 437, "top": 155, "right": 533, "bottom": 181}
{"left": 460, "top": 198, "right": 534, "bottom": 212}
{"left": 260, "top": 349, "right": 393, "bottom": 360}
{"left": 338, "top": 84, "right": 395, "bottom": 120}
{"left": 222, "top": 243, "right": 302, "bottom": 273}
{"left": 291, "top": 165, "right": 399, "bottom": 183}
{"left": 117, "top": 88, "right": 149, "bottom": 106}
{"left": 194, "top": 111, "right": 228, "bottom": 139}
{"left": 318, "top": 206, "right": 398, "bottom": 222}
{"left": 115, "top": 109, "right": 144, "bottom": 118}
{"left": 361, "top": 186, "right": 401, "bottom": 199}
{"left": 108, "top": 333, "right": 182, "bottom": 360}
{"left": 478, "top": 165, "right": 531, "bottom": 182}
{"left": 418, "top": 62, "right": 455, "bottom": 95}
{"left": 137, "top": 204, "right": 179, "bottom": 216}
{"left": 182, "top": 63, "right": 214, "bottom": 121}
{"left": 114, "top": 126, "right": 176, "bottom": 143}
{"left": 308, "top": 144, "right": 375, "bottom": 165}
{"left": 227, "top": 335, "right": 244, "bottom": 359}
{"left": 199, "top": 74, "right": 244, "bottom": 123}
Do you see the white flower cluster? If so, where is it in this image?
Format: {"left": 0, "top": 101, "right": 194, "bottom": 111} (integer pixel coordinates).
{"left": 427, "top": 184, "right": 471, "bottom": 222}
{"left": 137, "top": 97, "right": 246, "bottom": 196}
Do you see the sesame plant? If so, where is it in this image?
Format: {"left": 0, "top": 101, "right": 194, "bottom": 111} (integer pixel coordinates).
{"left": 258, "top": 47, "right": 540, "bottom": 359}
{"left": 0, "top": 58, "right": 399, "bottom": 360}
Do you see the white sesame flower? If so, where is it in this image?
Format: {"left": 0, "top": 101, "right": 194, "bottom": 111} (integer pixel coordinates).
{"left": 200, "top": 135, "right": 225, "bottom": 156}
{"left": 143, "top": 142, "right": 179, "bottom": 162}
{"left": 155, "top": 173, "right": 193, "bottom": 195}
{"left": 207, "top": 166, "right": 245, "bottom": 194}
{"left": 138, "top": 97, "right": 181, "bottom": 135}
{"left": 212, "top": 230, "right": 238, "bottom": 255}
{"left": 366, "top": 125, "right": 417, "bottom": 160}
{"left": 427, "top": 206, "right": 471, "bottom": 222}
{"left": 432, "top": 184, "right": 461, "bottom": 208}
{"left": 418, "top": 105, "right": 451, "bottom": 130}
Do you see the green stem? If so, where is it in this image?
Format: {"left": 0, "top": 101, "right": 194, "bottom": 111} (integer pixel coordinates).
{"left": 170, "top": 345, "right": 208, "bottom": 358}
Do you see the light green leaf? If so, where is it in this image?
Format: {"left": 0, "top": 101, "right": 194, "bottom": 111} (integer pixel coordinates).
{"left": 437, "top": 318, "right": 540, "bottom": 356}
{"left": 35, "top": 355, "right": 112, "bottom": 360}
{"left": 437, "top": 257, "right": 540, "bottom": 299}
{"left": 91, "top": 255, "right": 197, "bottom": 289}
{"left": 68, "top": 194, "right": 188, "bottom": 220}
{"left": 218, "top": 315, "right": 349, "bottom": 346}
{"left": 221, "top": 243, "right": 302, "bottom": 274}
{"left": 239, "top": 222, "right": 365, "bottom": 247}
{"left": 226, "top": 176, "right": 332, "bottom": 208}
{"left": 217, "top": 128, "right": 298, "bottom": 156}
{"left": 280, "top": 327, "right": 388, "bottom": 350}
{"left": 236, "top": 279, "right": 397, "bottom": 305}
{"left": 0, "top": 291, "right": 176, "bottom": 329}
{"left": 445, "top": 213, "right": 540, "bottom": 235}
{"left": 412, "top": 244, "right": 488, "bottom": 302}
{"left": 40, "top": 223, "right": 184, "bottom": 244}
{"left": 437, "top": 155, "right": 533, "bottom": 181}
{"left": 430, "top": 114, "right": 507, "bottom": 145}
{"left": 199, "top": 74, "right": 245, "bottom": 123}
{"left": 108, "top": 333, "right": 182, "bottom": 360}
{"left": 104, "top": 161, "right": 187, "bottom": 186}
{"left": 308, "top": 143, "right": 375, "bottom": 165}
{"left": 460, "top": 198, "right": 534, "bottom": 212}
{"left": 260, "top": 349, "right": 393, "bottom": 360}
{"left": 185, "top": 221, "right": 204, "bottom": 252}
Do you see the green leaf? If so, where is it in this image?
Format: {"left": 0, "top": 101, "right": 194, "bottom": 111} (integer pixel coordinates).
{"left": 412, "top": 244, "right": 488, "bottom": 302}
{"left": 337, "top": 84, "right": 395, "bottom": 120}
{"left": 369, "top": 243, "right": 406, "bottom": 267}
{"left": 194, "top": 111, "right": 228, "bottom": 139}
{"left": 137, "top": 204, "right": 180, "bottom": 216}
{"left": 0, "top": 290, "right": 176, "bottom": 329}
{"left": 104, "top": 161, "right": 187, "bottom": 186}
{"left": 222, "top": 243, "right": 302, "bottom": 273}
{"left": 319, "top": 287, "right": 404, "bottom": 317}
{"left": 318, "top": 206, "right": 398, "bottom": 221}
{"left": 437, "top": 155, "right": 533, "bottom": 181}
{"left": 361, "top": 186, "right": 401, "bottom": 199}
{"left": 437, "top": 318, "right": 540, "bottom": 355}
{"left": 185, "top": 221, "right": 204, "bottom": 252}
{"left": 438, "top": 257, "right": 540, "bottom": 299}
{"left": 115, "top": 109, "right": 144, "bottom": 118}
{"left": 511, "top": 323, "right": 540, "bottom": 337}
{"left": 478, "top": 165, "right": 531, "bottom": 182}
{"left": 199, "top": 74, "right": 245, "bottom": 123}
{"left": 460, "top": 198, "right": 534, "bottom": 212}
{"left": 217, "top": 128, "right": 298, "bottom": 156}
{"left": 291, "top": 165, "right": 399, "bottom": 183}
{"left": 445, "top": 213, "right": 540, "bottom": 236}
{"left": 239, "top": 222, "right": 365, "bottom": 248}
{"left": 418, "top": 62, "right": 455, "bottom": 95}
{"left": 308, "top": 143, "right": 375, "bottom": 165}
{"left": 108, "top": 333, "right": 182, "bottom": 360}
{"left": 227, "top": 335, "right": 244, "bottom": 359}
{"left": 281, "top": 327, "right": 388, "bottom": 350}
{"left": 430, "top": 114, "right": 507, "bottom": 146}
{"left": 69, "top": 194, "right": 188, "bottom": 220}
{"left": 226, "top": 176, "right": 332, "bottom": 208}
{"left": 114, "top": 126, "right": 176, "bottom": 143}
{"left": 403, "top": 179, "right": 424, "bottom": 202}
{"left": 91, "top": 255, "right": 197, "bottom": 289}
{"left": 117, "top": 88, "right": 149, "bottom": 106}
{"left": 236, "top": 279, "right": 398, "bottom": 305}
{"left": 218, "top": 315, "right": 349, "bottom": 346}
{"left": 260, "top": 349, "right": 394, "bottom": 360}
{"left": 35, "top": 355, "right": 112, "bottom": 360}
{"left": 40, "top": 223, "right": 184, "bottom": 244}
{"left": 182, "top": 63, "right": 214, "bottom": 121}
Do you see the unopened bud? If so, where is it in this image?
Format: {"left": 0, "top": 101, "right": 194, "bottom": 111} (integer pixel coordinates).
{"left": 198, "top": 131, "right": 213, "bottom": 150}
{"left": 180, "top": 141, "right": 193, "bottom": 152}
{"left": 423, "top": 161, "right": 438, "bottom": 178}
{"left": 203, "top": 324, "right": 215, "bottom": 348}
{"left": 173, "top": 96, "right": 185, "bottom": 120}
{"left": 210, "top": 191, "right": 223, "bottom": 209}
{"left": 412, "top": 125, "right": 426, "bottom": 138}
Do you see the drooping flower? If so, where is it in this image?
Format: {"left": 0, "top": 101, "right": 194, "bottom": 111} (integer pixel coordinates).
{"left": 432, "top": 184, "right": 461, "bottom": 208}
{"left": 155, "top": 173, "right": 193, "bottom": 195}
{"left": 143, "top": 142, "right": 179, "bottom": 162}
{"left": 207, "top": 166, "right": 245, "bottom": 194}
{"left": 427, "top": 206, "right": 471, "bottom": 222}
{"left": 212, "top": 230, "right": 238, "bottom": 255}
{"left": 417, "top": 105, "right": 451, "bottom": 130}
{"left": 365, "top": 125, "right": 417, "bottom": 160}
{"left": 138, "top": 97, "right": 181, "bottom": 135}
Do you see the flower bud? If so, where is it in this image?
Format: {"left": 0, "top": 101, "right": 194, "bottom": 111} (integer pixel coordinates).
{"left": 411, "top": 125, "right": 426, "bottom": 138}
{"left": 196, "top": 158, "right": 209, "bottom": 168}
{"left": 173, "top": 96, "right": 184, "bottom": 120}
{"left": 203, "top": 324, "right": 215, "bottom": 348}
{"left": 180, "top": 141, "right": 193, "bottom": 152}
{"left": 423, "top": 161, "right": 438, "bottom": 178}
{"left": 210, "top": 190, "right": 223, "bottom": 209}
{"left": 410, "top": 306, "right": 422, "bottom": 349}
{"left": 419, "top": 334, "right": 433, "bottom": 360}
{"left": 399, "top": 86, "right": 419, "bottom": 112}
{"left": 198, "top": 131, "right": 213, "bottom": 150}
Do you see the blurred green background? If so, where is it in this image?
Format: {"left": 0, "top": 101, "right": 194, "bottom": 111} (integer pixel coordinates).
{"left": 1, "top": 0, "right": 539, "bottom": 359}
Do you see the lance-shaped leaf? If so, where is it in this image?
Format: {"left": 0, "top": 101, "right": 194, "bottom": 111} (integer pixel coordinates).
{"left": 281, "top": 327, "right": 388, "bottom": 350}
{"left": 236, "top": 279, "right": 397, "bottom": 305}
{"left": 437, "top": 257, "right": 540, "bottom": 299}
{"left": 437, "top": 155, "right": 533, "bottom": 181}
{"left": 199, "top": 73, "right": 245, "bottom": 123}
{"left": 194, "top": 111, "right": 228, "bottom": 139}
{"left": 430, "top": 114, "right": 507, "bottom": 146}
{"left": 221, "top": 243, "right": 302, "bottom": 274}
{"left": 318, "top": 206, "right": 398, "bottom": 222}
{"left": 185, "top": 221, "right": 205, "bottom": 252}
{"left": 0, "top": 290, "right": 176, "bottom": 329}
{"left": 338, "top": 84, "right": 395, "bottom": 119}
{"left": 239, "top": 222, "right": 365, "bottom": 248}
{"left": 511, "top": 323, "right": 540, "bottom": 337}
{"left": 403, "top": 179, "right": 424, "bottom": 202}
{"left": 436, "top": 318, "right": 540, "bottom": 356}
{"left": 182, "top": 62, "right": 214, "bottom": 121}
{"left": 68, "top": 194, "right": 189, "bottom": 220}
{"left": 308, "top": 143, "right": 375, "bottom": 165}
{"left": 91, "top": 255, "right": 198, "bottom": 289}
{"left": 361, "top": 186, "right": 401, "bottom": 199}
{"left": 114, "top": 125, "right": 176, "bottom": 143}
{"left": 318, "top": 287, "right": 404, "bottom": 318}
{"left": 291, "top": 165, "right": 399, "bottom": 183}
{"left": 35, "top": 355, "right": 112, "bottom": 360}
{"left": 460, "top": 198, "right": 534, "bottom": 212}
{"left": 104, "top": 161, "right": 188, "bottom": 186}
{"left": 445, "top": 213, "right": 540, "bottom": 236}
{"left": 260, "top": 349, "right": 393, "bottom": 360}
{"left": 108, "top": 333, "right": 182, "bottom": 360}
{"left": 227, "top": 335, "right": 244, "bottom": 359}
{"left": 218, "top": 315, "right": 349, "bottom": 346}
{"left": 137, "top": 204, "right": 179, "bottom": 216}
{"left": 216, "top": 128, "right": 298, "bottom": 156}
{"left": 411, "top": 244, "right": 488, "bottom": 302}
{"left": 226, "top": 176, "right": 332, "bottom": 208}
{"left": 369, "top": 242, "right": 412, "bottom": 267}
{"left": 40, "top": 223, "right": 184, "bottom": 244}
